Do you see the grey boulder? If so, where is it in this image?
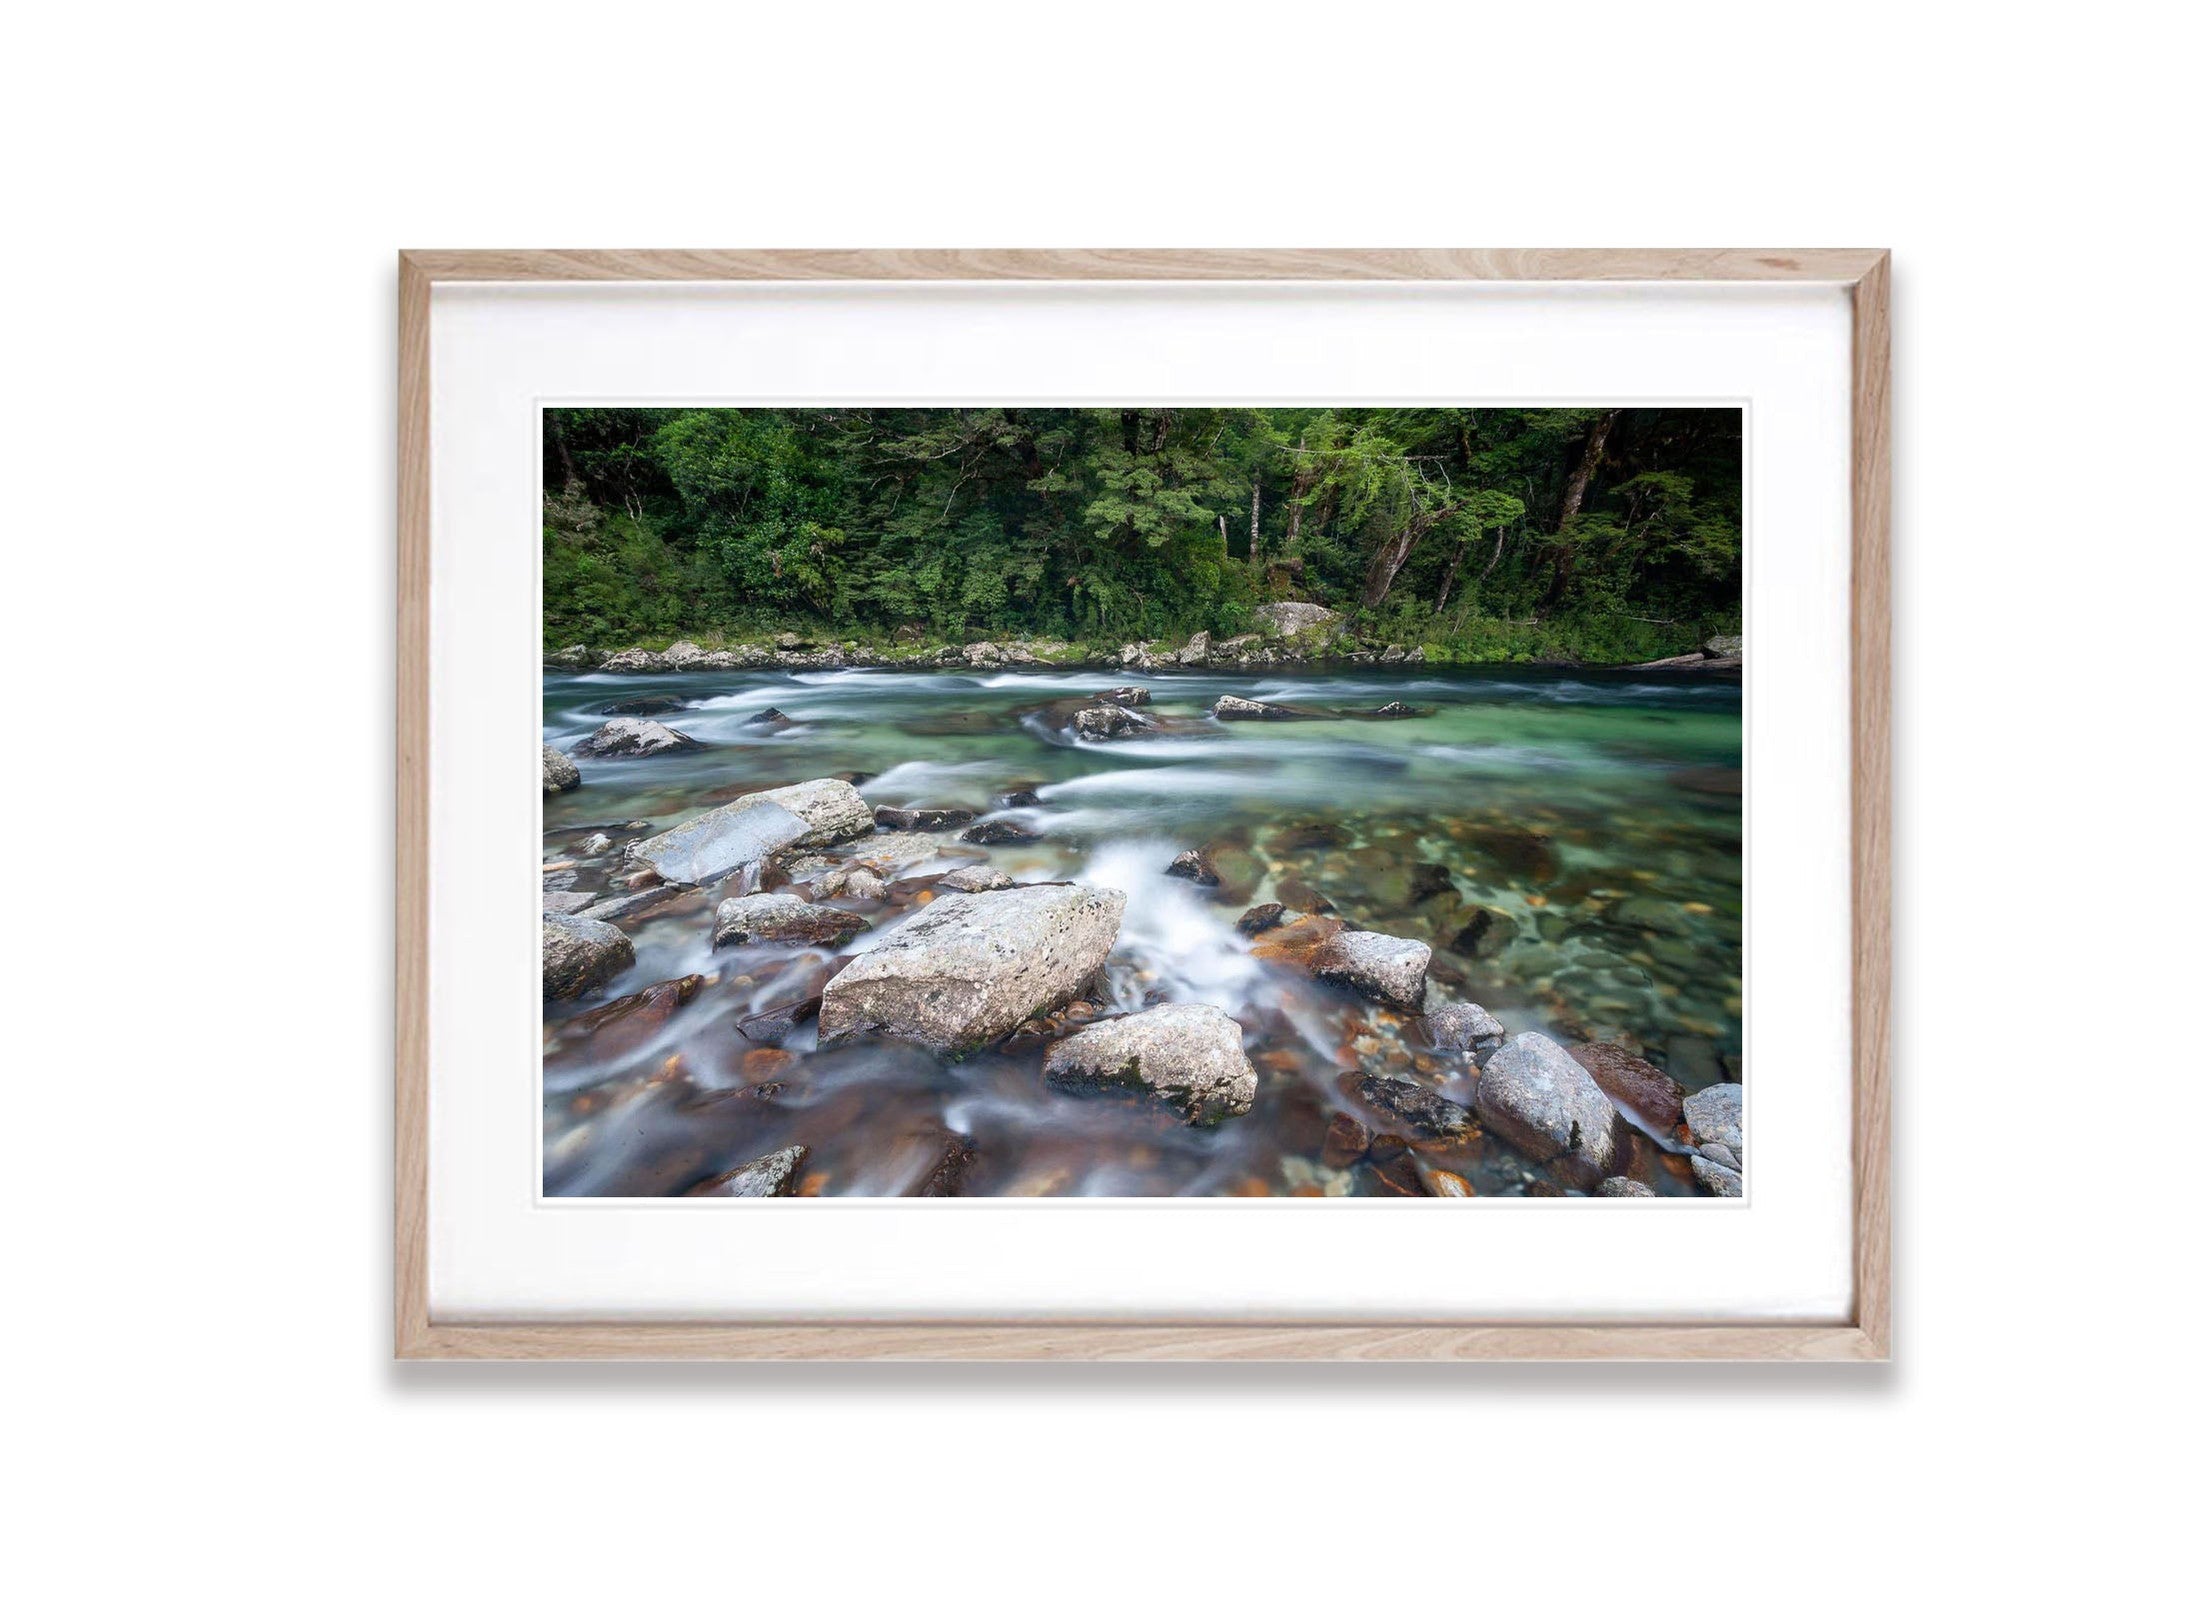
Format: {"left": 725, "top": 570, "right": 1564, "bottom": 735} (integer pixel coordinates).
{"left": 1691, "top": 1151, "right": 1744, "bottom": 1197}
{"left": 690, "top": 1145, "right": 808, "bottom": 1198}
{"left": 1475, "top": 1031, "right": 1619, "bottom": 1175}
{"left": 711, "top": 893, "right": 868, "bottom": 948}
{"left": 1425, "top": 1001, "right": 1505, "bottom": 1053}
{"left": 1309, "top": 930, "right": 1431, "bottom": 1010}
{"left": 542, "top": 743, "right": 580, "bottom": 793}
{"left": 628, "top": 778, "right": 874, "bottom": 886}
{"left": 1683, "top": 1081, "right": 1744, "bottom": 1165}
{"left": 1214, "top": 694, "right": 1295, "bottom": 721}
{"left": 542, "top": 912, "right": 635, "bottom": 1000}
{"left": 817, "top": 883, "right": 1126, "bottom": 1052}
{"left": 1042, "top": 1002, "right": 1255, "bottom": 1126}
{"left": 570, "top": 717, "right": 700, "bottom": 758}
{"left": 1072, "top": 702, "right": 1146, "bottom": 740}
{"left": 936, "top": 865, "right": 1015, "bottom": 894}
{"left": 1253, "top": 601, "right": 1339, "bottom": 638}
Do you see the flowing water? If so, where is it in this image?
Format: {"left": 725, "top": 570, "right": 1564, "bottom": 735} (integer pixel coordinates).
{"left": 542, "top": 665, "right": 1742, "bottom": 1198}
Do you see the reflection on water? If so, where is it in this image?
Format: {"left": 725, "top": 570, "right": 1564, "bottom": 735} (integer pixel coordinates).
{"left": 542, "top": 665, "right": 1741, "bottom": 1198}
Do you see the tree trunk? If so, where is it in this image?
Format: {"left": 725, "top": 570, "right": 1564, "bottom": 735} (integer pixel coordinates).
{"left": 1435, "top": 543, "right": 1466, "bottom": 611}
{"left": 1479, "top": 522, "right": 1509, "bottom": 579}
{"left": 1545, "top": 409, "right": 1619, "bottom": 610}
{"left": 1362, "top": 517, "right": 1425, "bottom": 606}
{"left": 1557, "top": 410, "right": 1619, "bottom": 535}
{"left": 1248, "top": 481, "right": 1262, "bottom": 564}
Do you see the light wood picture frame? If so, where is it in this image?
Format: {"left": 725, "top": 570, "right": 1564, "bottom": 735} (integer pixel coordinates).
{"left": 397, "top": 248, "right": 1890, "bottom": 1361}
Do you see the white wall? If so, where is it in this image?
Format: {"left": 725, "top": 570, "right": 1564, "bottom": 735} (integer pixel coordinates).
{"left": 9, "top": 3, "right": 2185, "bottom": 1592}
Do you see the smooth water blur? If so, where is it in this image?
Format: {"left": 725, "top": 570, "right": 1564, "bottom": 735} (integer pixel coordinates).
{"left": 542, "top": 665, "right": 1741, "bottom": 1198}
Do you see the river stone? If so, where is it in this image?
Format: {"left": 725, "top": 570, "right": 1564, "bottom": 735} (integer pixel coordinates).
{"left": 1597, "top": 1177, "right": 1658, "bottom": 1198}
{"left": 1683, "top": 1081, "right": 1744, "bottom": 1164}
{"left": 1476, "top": 1031, "right": 1619, "bottom": 1174}
{"left": 1424, "top": 1003, "right": 1501, "bottom": 1056}
{"left": 962, "top": 818, "right": 1040, "bottom": 845}
{"left": 1338, "top": 1071, "right": 1474, "bottom": 1138}
{"left": 817, "top": 883, "right": 1127, "bottom": 1052}
{"left": 1214, "top": 694, "right": 1295, "bottom": 721}
{"left": 628, "top": 778, "right": 874, "bottom": 886}
{"left": 711, "top": 893, "right": 868, "bottom": 949}
{"left": 1166, "top": 848, "right": 1222, "bottom": 887}
{"left": 599, "top": 648, "right": 666, "bottom": 672}
{"left": 873, "top": 805, "right": 977, "bottom": 831}
{"left": 745, "top": 707, "right": 793, "bottom": 728}
{"left": 1705, "top": 633, "right": 1743, "bottom": 660}
{"left": 936, "top": 865, "right": 1015, "bottom": 893}
{"left": 570, "top": 717, "right": 701, "bottom": 758}
{"left": 1571, "top": 1041, "right": 1685, "bottom": 1133}
{"left": 1236, "top": 903, "right": 1288, "bottom": 934}
{"left": 661, "top": 640, "right": 705, "bottom": 668}
{"left": 1178, "top": 630, "right": 1212, "bottom": 666}
{"left": 1309, "top": 930, "right": 1431, "bottom": 1010}
{"left": 689, "top": 1145, "right": 808, "bottom": 1197}
{"left": 543, "top": 890, "right": 596, "bottom": 915}
{"left": 1322, "top": 1112, "right": 1372, "bottom": 1166}
{"left": 542, "top": 912, "right": 635, "bottom": 1000}
{"left": 1254, "top": 601, "right": 1339, "bottom": 638}
{"left": 542, "top": 743, "right": 580, "bottom": 793}
{"left": 1042, "top": 1003, "right": 1256, "bottom": 1126}
{"left": 1691, "top": 1153, "right": 1744, "bottom": 1197}
{"left": 1096, "top": 685, "right": 1150, "bottom": 706}
{"left": 1072, "top": 702, "right": 1146, "bottom": 740}
{"left": 547, "top": 645, "right": 590, "bottom": 668}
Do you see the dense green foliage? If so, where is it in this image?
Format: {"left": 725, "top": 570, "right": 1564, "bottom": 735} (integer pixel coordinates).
{"left": 544, "top": 406, "right": 1740, "bottom": 661}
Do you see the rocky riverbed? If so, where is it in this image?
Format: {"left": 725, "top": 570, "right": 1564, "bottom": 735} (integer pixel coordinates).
{"left": 541, "top": 658, "right": 1744, "bottom": 1198}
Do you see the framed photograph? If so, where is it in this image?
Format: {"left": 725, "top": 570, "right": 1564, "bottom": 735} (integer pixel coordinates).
{"left": 397, "top": 249, "right": 1889, "bottom": 1359}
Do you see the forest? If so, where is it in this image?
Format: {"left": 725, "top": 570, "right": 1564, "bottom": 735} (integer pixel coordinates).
{"left": 543, "top": 406, "right": 1741, "bottom": 663}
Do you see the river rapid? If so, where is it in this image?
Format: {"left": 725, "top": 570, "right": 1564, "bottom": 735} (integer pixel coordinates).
{"left": 542, "top": 664, "right": 1742, "bottom": 1199}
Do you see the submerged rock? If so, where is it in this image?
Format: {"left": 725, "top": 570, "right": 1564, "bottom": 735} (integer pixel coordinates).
{"left": 1214, "top": 693, "right": 1295, "bottom": 721}
{"left": 962, "top": 818, "right": 1040, "bottom": 845}
{"left": 542, "top": 912, "right": 636, "bottom": 1000}
{"left": 1425, "top": 1001, "right": 1505, "bottom": 1053}
{"left": 1338, "top": 1071, "right": 1474, "bottom": 1139}
{"left": 1310, "top": 930, "right": 1432, "bottom": 1010}
{"left": 744, "top": 707, "right": 794, "bottom": 728}
{"left": 1369, "top": 701, "right": 1418, "bottom": 718}
{"left": 874, "top": 805, "right": 978, "bottom": 831}
{"left": 628, "top": 778, "right": 873, "bottom": 886}
{"left": 542, "top": 744, "right": 580, "bottom": 793}
{"left": 1364, "top": 1134, "right": 1429, "bottom": 1195}
{"left": 1095, "top": 685, "right": 1151, "bottom": 707}
{"left": 1235, "top": 902, "right": 1289, "bottom": 935}
{"left": 595, "top": 695, "right": 687, "bottom": 717}
{"left": 817, "top": 883, "right": 1127, "bottom": 1052}
{"left": 1476, "top": 1032, "right": 1619, "bottom": 1175}
{"left": 1254, "top": 601, "right": 1339, "bottom": 639}
{"left": 1447, "top": 903, "right": 1520, "bottom": 958}
{"left": 711, "top": 892, "right": 868, "bottom": 948}
{"left": 570, "top": 717, "right": 701, "bottom": 758}
{"left": 1042, "top": 1002, "right": 1256, "bottom": 1125}
{"left": 1570, "top": 1041, "right": 1685, "bottom": 1134}
{"left": 1165, "top": 848, "right": 1222, "bottom": 888}
{"left": 1683, "top": 1082, "right": 1744, "bottom": 1164}
{"left": 1322, "top": 1112, "right": 1373, "bottom": 1166}
{"left": 936, "top": 864, "right": 1015, "bottom": 894}
{"left": 689, "top": 1145, "right": 808, "bottom": 1198}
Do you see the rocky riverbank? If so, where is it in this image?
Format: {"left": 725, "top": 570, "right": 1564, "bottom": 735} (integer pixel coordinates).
{"left": 541, "top": 661, "right": 1744, "bottom": 1200}
{"left": 545, "top": 604, "right": 1742, "bottom": 677}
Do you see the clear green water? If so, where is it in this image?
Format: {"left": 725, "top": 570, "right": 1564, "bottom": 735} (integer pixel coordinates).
{"left": 542, "top": 665, "right": 1741, "bottom": 1198}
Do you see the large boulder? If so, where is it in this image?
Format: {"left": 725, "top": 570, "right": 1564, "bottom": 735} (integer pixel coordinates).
{"left": 627, "top": 778, "right": 873, "bottom": 886}
{"left": 1476, "top": 1032, "right": 1619, "bottom": 1175}
{"left": 1254, "top": 601, "right": 1340, "bottom": 639}
{"left": 570, "top": 717, "right": 700, "bottom": 758}
{"left": 1042, "top": 1003, "right": 1255, "bottom": 1126}
{"left": 1691, "top": 1152, "right": 1744, "bottom": 1198}
{"left": 711, "top": 893, "right": 868, "bottom": 948}
{"left": 1072, "top": 702, "right": 1147, "bottom": 740}
{"left": 1309, "top": 930, "right": 1431, "bottom": 1010}
{"left": 660, "top": 640, "right": 706, "bottom": 668}
{"left": 1704, "top": 633, "right": 1743, "bottom": 660}
{"left": 689, "top": 1145, "right": 808, "bottom": 1198}
{"left": 1683, "top": 1081, "right": 1744, "bottom": 1164}
{"left": 598, "top": 649, "right": 667, "bottom": 673}
{"left": 1214, "top": 694, "right": 1295, "bottom": 721}
{"left": 542, "top": 912, "right": 635, "bottom": 1000}
{"left": 542, "top": 744, "right": 580, "bottom": 794}
{"left": 817, "top": 883, "right": 1126, "bottom": 1053}
{"left": 1177, "top": 630, "right": 1212, "bottom": 666}
{"left": 546, "top": 645, "right": 590, "bottom": 668}
{"left": 873, "top": 805, "right": 977, "bottom": 832}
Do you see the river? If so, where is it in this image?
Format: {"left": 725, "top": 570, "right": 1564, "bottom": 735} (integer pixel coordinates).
{"left": 542, "top": 664, "right": 1741, "bottom": 1198}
